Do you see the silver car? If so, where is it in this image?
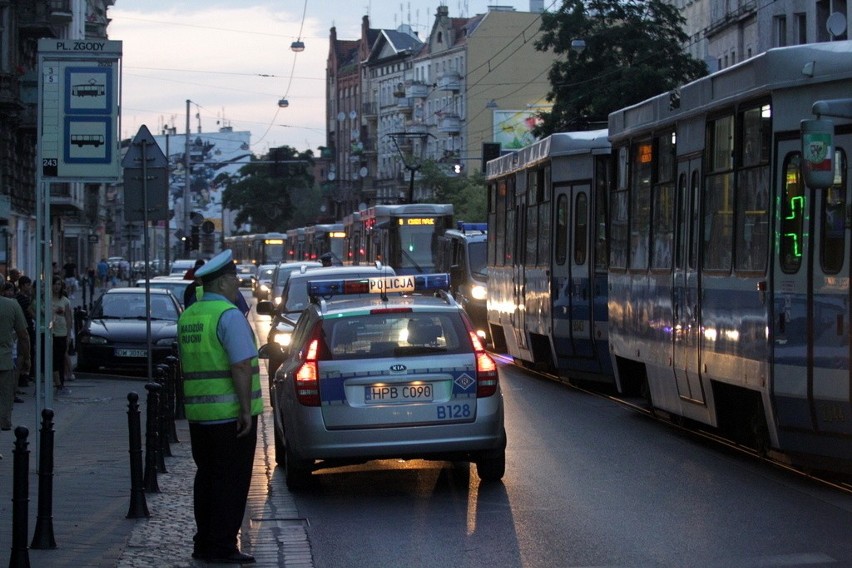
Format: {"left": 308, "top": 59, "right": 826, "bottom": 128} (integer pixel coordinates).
{"left": 258, "top": 272, "right": 506, "bottom": 490}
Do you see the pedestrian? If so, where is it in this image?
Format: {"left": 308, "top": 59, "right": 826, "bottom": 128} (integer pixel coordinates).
{"left": 97, "top": 258, "right": 109, "bottom": 289}
{"left": 0, "top": 284, "right": 31, "bottom": 431}
{"left": 178, "top": 249, "right": 262, "bottom": 564}
{"left": 63, "top": 256, "right": 79, "bottom": 299}
{"left": 7, "top": 268, "right": 21, "bottom": 290}
{"left": 15, "top": 276, "right": 35, "bottom": 388}
{"left": 51, "top": 277, "right": 72, "bottom": 394}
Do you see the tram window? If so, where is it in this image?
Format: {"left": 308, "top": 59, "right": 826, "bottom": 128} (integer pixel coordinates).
{"left": 821, "top": 148, "right": 847, "bottom": 274}
{"left": 630, "top": 141, "right": 653, "bottom": 270}
{"left": 574, "top": 193, "right": 588, "bottom": 265}
{"left": 651, "top": 182, "right": 674, "bottom": 269}
{"left": 690, "top": 171, "right": 700, "bottom": 270}
{"left": 495, "top": 179, "right": 508, "bottom": 266}
{"left": 734, "top": 165, "right": 770, "bottom": 272}
{"left": 658, "top": 131, "right": 676, "bottom": 183}
{"left": 709, "top": 115, "right": 734, "bottom": 172}
{"left": 526, "top": 202, "right": 538, "bottom": 265}
{"left": 741, "top": 104, "right": 771, "bottom": 167}
{"left": 675, "top": 173, "right": 687, "bottom": 270}
{"left": 538, "top": 199, "right": 551, "bottom": 265}
{"left": 780, "top": 153, "right": 804, "bottom": 273}
{"left": 610, "top": 185, "right": 629, "bottom": 269}
{"left": 594, "top": 156, "right": 610, "bottom": 272}
{"left": 703, "top": 172, "right": 734, "bottom": 271}
{"left": 556, "top": 194, "right": 568, "bottom": 265}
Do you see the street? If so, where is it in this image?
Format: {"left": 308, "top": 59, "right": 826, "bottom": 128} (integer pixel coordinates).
{"left": 253, "top": 303, "right": 852, "bottom": 568}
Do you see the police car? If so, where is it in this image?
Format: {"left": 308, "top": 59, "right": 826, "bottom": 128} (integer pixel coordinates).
{"left": 258, "top": 273, "right": 506, "bottom": 490}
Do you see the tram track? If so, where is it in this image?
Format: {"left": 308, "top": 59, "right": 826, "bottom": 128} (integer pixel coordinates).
{"left": 494, "top": 354, "right": 852, "bottom": 497}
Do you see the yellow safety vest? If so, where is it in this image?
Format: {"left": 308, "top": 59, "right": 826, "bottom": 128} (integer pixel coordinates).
{"left": 178, "top": 300, "right": 262, "bottom": 422}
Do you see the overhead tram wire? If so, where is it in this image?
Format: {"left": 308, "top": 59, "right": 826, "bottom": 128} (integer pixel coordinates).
{"left": 254, "top": 0, "right": 309, "bottom": 148}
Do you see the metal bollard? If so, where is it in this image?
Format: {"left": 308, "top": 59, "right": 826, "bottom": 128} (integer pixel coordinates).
{"left": 164, "top": 354, "right": 180, "bottom": 442}
{"left": 126, "top": 392, "right": 149, "bottom": 518}
{"left": 155, "top": 365, "right": 172, "bottom": 458}
{"left": 170, "top": 343, "right": 186, "bottom": 421}
{"left": 31, "top": 409, "right": 57, "bottom": 549}
{"left": 10, "top": 426, "right": 31, "bottom": 568}
{"left": 143, "top": 383, "right": 162, "bottom": 492}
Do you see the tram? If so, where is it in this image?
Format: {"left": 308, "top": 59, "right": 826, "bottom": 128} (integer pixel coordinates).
{"left": 224, "top": 232, "right": 287, "bottom": 265}
{"left": 304, "top": 223, "right": 346, "bottom": 264}
{"left": 359, "top": 203, "right": 454, "bottom": 275}
{"left": 286, "top": 227, "right": 307, "bottom": 261}
{"left": 485, "top": 131, "right": 614, "bottom": 383}
{"left": 607, "top": 41, "right": 852, "bottom": 469}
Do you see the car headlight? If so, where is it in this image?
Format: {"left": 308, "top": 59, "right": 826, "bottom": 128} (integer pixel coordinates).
{"left": 80, "top": 335, "right": 108, "bottom": 345}
{"left": 471, "top": 284, "right": 487, "bottom": 301}
{"left": 274, "top": 296, "right": 282, "bottom": 306}
{"left": 259, "top": 284, "right": 270, "bottom": 293}
{"left": 272, "top": 331, "right": 292, "bottom": 347}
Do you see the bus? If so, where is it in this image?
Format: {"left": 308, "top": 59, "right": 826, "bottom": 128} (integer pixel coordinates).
{"left": 304, "top": 223, "right": 346, "bottom": 264}
{"left": 225, "top": 232, "right": 287, "bottom": 265}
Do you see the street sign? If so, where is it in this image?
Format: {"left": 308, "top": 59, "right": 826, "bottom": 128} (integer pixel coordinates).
{"left": 123, "top": 125, "right": 169, "bottom": 222}
{"left": 38, "top": 39, "right": 122, "bottom": 181}
{"left": 121, "top": 125, "right": 168, "bottom": 168}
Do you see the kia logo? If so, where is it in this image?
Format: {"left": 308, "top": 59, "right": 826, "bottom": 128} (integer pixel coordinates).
{"left": 390, "top": 364, "right": 407, "bottom": 372}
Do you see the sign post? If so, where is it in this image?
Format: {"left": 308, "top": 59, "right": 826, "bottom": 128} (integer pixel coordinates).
{"left": 123, "top": 125, "right": 168, "bottom": 379}
{"left": 35, "top": 39, "right": 122, "bottom": 454}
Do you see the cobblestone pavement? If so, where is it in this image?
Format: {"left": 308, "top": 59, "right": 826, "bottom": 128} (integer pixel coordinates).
{"left": 0, "top": 290, "right": 314, "bottom": 567}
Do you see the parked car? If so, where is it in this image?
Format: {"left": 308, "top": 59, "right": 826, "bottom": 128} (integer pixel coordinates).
{"left": 257, "top": 272, "right": 506, "bottom": 490}
{"left": 136, "top": 276, "right": 191, "bottom": 308}
{"left": 253, "top": 264, "right": 277, "bottom": 300}
{"left": 269, "top": 261, "right": 322, "bottom": 306}
{"left": 75, "top": 287, "right": 182, "bottom": 374}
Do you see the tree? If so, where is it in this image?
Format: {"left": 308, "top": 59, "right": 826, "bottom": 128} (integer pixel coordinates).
{"left": 220, "top": 146, "right": 318, "bottom": 232}
{"left": 417, "top": 161, "right": 487, "bottom": 222}
{"left": 534, "top": 0, "right": 707, "bottom": 136}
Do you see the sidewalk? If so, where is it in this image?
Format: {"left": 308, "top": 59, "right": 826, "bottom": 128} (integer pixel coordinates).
{"left": 0, "top": 292, "right": 314, "bottom": 567}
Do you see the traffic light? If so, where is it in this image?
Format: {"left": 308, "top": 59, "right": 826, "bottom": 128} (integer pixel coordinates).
{"left": 190, "top": 225, "right": 200, "bottom": 251}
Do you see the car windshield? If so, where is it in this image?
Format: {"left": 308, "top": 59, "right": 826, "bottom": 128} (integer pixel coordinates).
{"left": 258, "top": 266, "right": 275, "bottom": 280}
{"left": 95, "top": 293, "right": 179, "bottom": 320}
{"left": 237, "top": 265, "right": 255, "bottom": 275}
{"left": 319, "top": 312, "right": 469, "bottom": 359}
{"left": 469, "top": 241, "right": 488, "bottom": 278}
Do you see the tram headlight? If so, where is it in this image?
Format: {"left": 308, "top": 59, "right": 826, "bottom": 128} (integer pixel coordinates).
{"left": 471, "top": 284, "right": 487, "bottom": 301}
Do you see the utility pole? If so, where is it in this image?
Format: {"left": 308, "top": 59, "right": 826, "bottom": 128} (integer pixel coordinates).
{"left": 184, "top": 100, "right": 191, "bottom": 259}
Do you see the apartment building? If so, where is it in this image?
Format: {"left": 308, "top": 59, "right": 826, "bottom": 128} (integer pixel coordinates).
{"left": 0, "top": 0, "right": 112, "bottom": 278}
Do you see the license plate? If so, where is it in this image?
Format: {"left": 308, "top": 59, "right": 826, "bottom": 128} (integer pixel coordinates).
{"left": 116, "top": 348, "right": 146, "bottom": 357}
{"left": 365, "top": 383, "right": 432, "bottom": 403}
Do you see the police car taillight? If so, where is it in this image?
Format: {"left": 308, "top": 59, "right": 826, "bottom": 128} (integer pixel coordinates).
{"left": 295, "top": 339, "right": 320, "bottom": 406}
{"left": 470, "top": 331, "right": 497, "bottom": 397}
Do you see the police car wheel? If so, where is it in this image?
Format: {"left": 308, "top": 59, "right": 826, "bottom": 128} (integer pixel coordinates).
{"left": 284, "top": 439, "right": 312, "bottom": 491}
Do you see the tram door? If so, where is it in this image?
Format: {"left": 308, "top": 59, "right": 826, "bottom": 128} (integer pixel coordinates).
{"left": 552, "top": 184, "right": 595, "bottom": 359}
{"left": 773, "top": 138, "right": 852, "bottom": 438}
{"left": 672, "top": 159, "right": 705, "bottom": 404}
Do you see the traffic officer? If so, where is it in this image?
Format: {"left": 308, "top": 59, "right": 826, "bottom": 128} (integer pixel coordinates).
{"left": 177, "top": 249, "right": 263, "bottom": 564}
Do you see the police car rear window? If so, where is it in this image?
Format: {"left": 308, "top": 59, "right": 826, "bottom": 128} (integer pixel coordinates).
{"left": 320, "top": 312, "right": 469, "bottom": 359}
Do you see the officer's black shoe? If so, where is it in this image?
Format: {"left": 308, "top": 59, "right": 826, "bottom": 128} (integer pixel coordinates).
{"left": 206, "top": 551, "right": 255, "bottom": 564}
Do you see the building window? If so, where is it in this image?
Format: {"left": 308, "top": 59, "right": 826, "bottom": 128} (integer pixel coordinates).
{"left": 774, "top": 15, "right": 787, "bottom": 47}
{"left": 795, "top": 13, "right": 807, "bottom": 43}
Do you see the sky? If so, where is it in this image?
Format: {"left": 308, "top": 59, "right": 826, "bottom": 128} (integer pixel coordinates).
{"left": 108, "top": 0, "right": 533, "bottom": 157}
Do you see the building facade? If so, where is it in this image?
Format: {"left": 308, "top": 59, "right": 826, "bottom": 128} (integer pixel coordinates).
{"left": 0, "top": 0, "right": 113, "bottom": 280}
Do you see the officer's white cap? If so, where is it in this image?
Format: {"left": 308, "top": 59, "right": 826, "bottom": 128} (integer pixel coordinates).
{"left": 194, "top": 249, "right": 236, "bottom": 282}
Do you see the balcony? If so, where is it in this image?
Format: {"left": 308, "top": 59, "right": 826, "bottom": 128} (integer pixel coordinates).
{"left": 362, "top": 101, "right": 378, "bottom": 119}
{"left": 404, "top": 120, "right": 430, "bottom": 136}
{"left": 49, "top": 0, "right": 73, "bottom": 22}
{"left": 396, "top": 97, "right": 413, "bottom": 113}
{"left": 437, "top": 71, "right": 461, "bottom": 92}
{"left": 50, "top": 183, "right": 85, "bottom": 214}
{"left": 438, "top": 113, "right": 461, "bottom": 133}
{"left": 18, "top": 1, "right": 60, "bottom": 38}
{"left": 0, "top": 74, "right": 20, "bottom": 109}
{"left": 405, "top": 81, "right": 430, "bottom": 99}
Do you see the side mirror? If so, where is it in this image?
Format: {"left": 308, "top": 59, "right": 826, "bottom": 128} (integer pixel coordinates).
{"left": 256, "top": 300, "right": 276, "bottom": 316}
{"left": 258, "top": 342, "right": 285, "bottom": 361}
